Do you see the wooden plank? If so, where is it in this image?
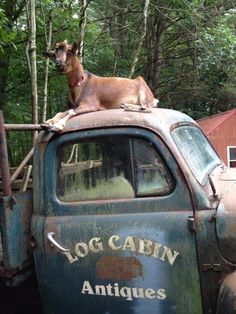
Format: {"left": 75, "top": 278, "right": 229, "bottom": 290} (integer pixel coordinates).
{"left": 61, "top": 160, "right": 102, "bottom": 175}
{"left": 20, "top": 165, "right": 33, "bottom": 192}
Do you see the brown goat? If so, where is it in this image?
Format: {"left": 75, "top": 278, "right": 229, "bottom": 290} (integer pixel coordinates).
{"left": 43, "top": 40, "right": 158, "bottom": 131}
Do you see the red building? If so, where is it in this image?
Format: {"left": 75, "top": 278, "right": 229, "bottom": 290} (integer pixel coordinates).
{"left": 197, "top": 109, "right": 236, "bottom": 168}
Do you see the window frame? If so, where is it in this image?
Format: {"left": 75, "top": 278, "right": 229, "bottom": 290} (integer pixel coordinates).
{"left": 227, "top": 146, "right": 236, "bottom": 168}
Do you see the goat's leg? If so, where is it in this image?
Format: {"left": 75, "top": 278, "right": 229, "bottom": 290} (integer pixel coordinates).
{"left": 136, "top": 76, "right": 158, "bottom": 108}
{"left": 138, "top": 90, "right": 159, "bottom": 109}
{"left": 41, "top": 111, "right": 69, "bottom": 129}
{"left": 50, "top": 109, "right": 76, "bottom": 132}
{"left": 50, "top": 105, "right": 99, "bottom": 132}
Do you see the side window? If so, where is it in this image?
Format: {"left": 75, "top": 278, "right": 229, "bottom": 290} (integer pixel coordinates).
{"left": 227, "top": 146, "right": 236, "bottom": 168}
{"left": 133, "top": 138, "right": 173, "bottom": 196}
{"left": 56, "top": 136, "right": 173, "bottom": 202}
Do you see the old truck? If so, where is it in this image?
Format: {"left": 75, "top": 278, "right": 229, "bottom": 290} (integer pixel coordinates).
{"left": 0, "top": 107, "right": 236, "bottom": 314}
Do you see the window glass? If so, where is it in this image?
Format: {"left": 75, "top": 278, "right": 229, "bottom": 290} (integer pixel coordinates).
{"left": 56, "top": 136, "right": 173, "bottom": 202}
{"left": 228, "top": 147, "right": 236, "bottom": 168}
{"left": 133, "top": 139, "right": 173, "bottom": 196}
{"left": 172, "top": 126, "right": 221, "bottom": 183}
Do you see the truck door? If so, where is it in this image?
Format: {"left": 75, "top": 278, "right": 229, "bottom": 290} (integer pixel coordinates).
{"left": 32, "top": 127, "right": 203, "bottom": 314}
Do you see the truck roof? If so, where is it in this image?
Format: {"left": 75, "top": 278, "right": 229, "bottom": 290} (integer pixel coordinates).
{"left": 61, "top": 108, "right": 196, "bottom": 135}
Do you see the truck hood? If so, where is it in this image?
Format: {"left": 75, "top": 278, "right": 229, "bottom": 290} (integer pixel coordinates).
{"left": 216, "top": 168, "right": 236, "bottom": 264}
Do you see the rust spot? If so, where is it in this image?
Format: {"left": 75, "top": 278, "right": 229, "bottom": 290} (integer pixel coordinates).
{"left": 96, "top": 256, "right": 143, "bottom": 280}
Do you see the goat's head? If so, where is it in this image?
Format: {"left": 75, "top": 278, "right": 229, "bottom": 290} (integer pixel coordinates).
{"left": 43, "top": 40, "right": 80, "bottom": 73}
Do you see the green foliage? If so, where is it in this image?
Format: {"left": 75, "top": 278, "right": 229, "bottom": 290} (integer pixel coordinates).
{"left": 198, "top": 23, "right": 236, "bottom": 84}
{"left": 1, "top": 0, "right": 236, "bottom": 166}
{"left": 0, "top": 8, "right": 16, "bottom": 51}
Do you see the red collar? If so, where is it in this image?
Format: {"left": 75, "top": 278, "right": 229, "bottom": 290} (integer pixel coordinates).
{"left": 69, "top": 76, "right": 84, "bottom": 88}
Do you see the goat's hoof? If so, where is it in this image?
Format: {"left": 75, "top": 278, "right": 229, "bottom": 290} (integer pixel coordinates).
{"left": 140, "top": 106, "right": 146, "bottom": 111}
{"left": 41, "top": 123, "right": 51, "bottom": 130}
{"left": 50, "top": 124, "right": 64, "bottom": 132}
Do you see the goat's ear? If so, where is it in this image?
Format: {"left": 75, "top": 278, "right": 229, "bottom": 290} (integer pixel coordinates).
{"left": 43, "top": 50, "right": 55, "bottom": 58}
{"left": 72, "top": 42, "right": 79, "bottom": 55}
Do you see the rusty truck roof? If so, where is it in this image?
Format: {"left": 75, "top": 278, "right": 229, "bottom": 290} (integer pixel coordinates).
{"left": 61, "top": 108, "right": 196, "bottom": 134}
{"left": 37, "top": 108, "right": 197, "bottom": 146}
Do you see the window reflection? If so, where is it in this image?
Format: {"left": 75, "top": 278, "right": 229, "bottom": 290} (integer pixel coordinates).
{"left": 57, "top": 136, "right": 173, "bottom": 202}
{"left": 172, "top": 126, "right": 221, "bottom": 183}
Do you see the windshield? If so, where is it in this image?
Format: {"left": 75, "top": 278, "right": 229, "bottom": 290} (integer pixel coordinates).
{"left": 172, "top": 125, "right": 221, "bottom": 183}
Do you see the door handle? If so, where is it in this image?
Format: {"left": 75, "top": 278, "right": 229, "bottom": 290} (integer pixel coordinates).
{"left": 188, "top": 216, "right": 195, "bottom": 232}
{"left": 47, "top": 232, "right": 70, "bottom": 252}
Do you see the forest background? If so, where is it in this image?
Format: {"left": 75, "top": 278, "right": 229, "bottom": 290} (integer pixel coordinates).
{"left": 1, "top": 0, "right": 236, "bottom": 166}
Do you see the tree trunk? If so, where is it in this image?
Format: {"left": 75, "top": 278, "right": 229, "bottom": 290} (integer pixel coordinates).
{"left": 26, "top": 0, "right": 38, "bottom": 143}
{"left": 128, "top": 0, "right": 150, "bottom": 78}
{"left": 145, "top": 13, "right": 166, "bottom": 98}
{"left": 78, "top": 0, "right": 88, "bottom": 62}
{"left": 116, "top": 0, "right": 127, "bottom": 58}
{"left": 42, "top": 8, "right": 53, "bottom": 122}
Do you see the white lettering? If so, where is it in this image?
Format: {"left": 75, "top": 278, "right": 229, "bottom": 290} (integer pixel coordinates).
{"left": 138, "top": 239, "right": 153, "bottom": 256}
{"left": 152, "top": 243, "right": 162, "bottom": 259}
{"left": 159, "top": 246, "right": 179, "bottom": 266}
{"left": 122, "top": 236, "right": 136, "bottom": 252}
{"left": 75, "top": 242, "right": 89, "bottom": 257}
{"left": 95, "top": 285, "right": 106, "bottom": 296}
{"left": 81, "top": 281, "right": 94, "bottom": 295}
{"left": 145, "top": 288, "right": 156, "bottom": 299}
{"left": 106, "top": 284, "right": 114, "bottom": 296}
{"left": 89, "top": 237, "right": 103, "bottom": 253}
{"left": 114, "top": 283, "right": 120, "bottom": 297}
{"left": 81, "top": 281, "right": 167, "bottom": 301}
{"left": 132, "top": 287, "right": 144, "bottom": 299}
{"left": 157, "top": 289, "right": 166, "bottom": 300}
{"left": 108, "top": 235, "right": 122, "bottom": 250}
{"left": 62, "top": 251, "right": 78, "bottom": 264}
{"left": 120, "top": 287, "right": 133, "bottom": 301}
{"left": 62, "top": 234, "right": 180, "bottom": 266}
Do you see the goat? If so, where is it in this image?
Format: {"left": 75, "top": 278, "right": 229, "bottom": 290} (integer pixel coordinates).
{"left": 43, "top": 40, "right": 158, "bottom": 131}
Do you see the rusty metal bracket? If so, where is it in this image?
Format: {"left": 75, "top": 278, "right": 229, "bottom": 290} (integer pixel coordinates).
{"left": 0, "top": 195, "right": 16, "bottom": 215}
{"left": 2, "top": 196, "right": 16, "bottom": 210}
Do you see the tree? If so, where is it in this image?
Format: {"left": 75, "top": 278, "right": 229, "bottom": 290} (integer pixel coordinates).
{"left": 40, "top": 2, "right": 54, "bottom": 122}
{"left": 128, "top": 0, "right": 150, "bottom": 78}
{"left": 0, "top": 0, "right": 236, "bottom": 166}
{"left": 26, "top": 0, "right": 38, "bottom": 143}
{"left": 0, "top": 1, "right": 24, "bottom": 111}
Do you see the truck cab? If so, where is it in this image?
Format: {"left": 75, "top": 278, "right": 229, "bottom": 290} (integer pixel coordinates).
{"left": 1, "top": 108, "right": 236, "bottom": 313}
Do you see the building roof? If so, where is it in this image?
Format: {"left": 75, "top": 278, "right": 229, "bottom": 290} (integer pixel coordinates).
{"left": 198, "top": 108, "right": 236, "bottom": 136}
